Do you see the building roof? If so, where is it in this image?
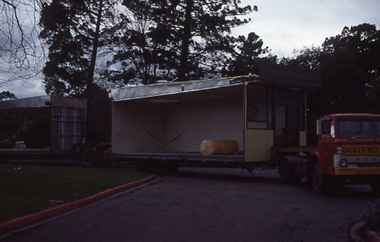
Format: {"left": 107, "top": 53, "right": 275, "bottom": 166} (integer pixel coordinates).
{"left": 323, "top": 113, "right": 380, "bottom": 119}
{"left": 111, "top": 75, "right": 258, "bottom": 102}
{"left": 0, "top": 96, "right": 86, "bottom": 110}
{"left": 111, "top": 63, "right": 321, "bottom": 103}
{"left": 0, "top": 96, "right": 50, "bottom": 110}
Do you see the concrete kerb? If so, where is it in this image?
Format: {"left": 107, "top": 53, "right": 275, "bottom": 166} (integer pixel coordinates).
{"left": 0, "top": 174, "right": 157, "bottom": 233}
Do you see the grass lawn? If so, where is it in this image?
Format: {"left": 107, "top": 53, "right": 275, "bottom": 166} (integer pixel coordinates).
{"left": 0, "top": 164, "right": 149, "bottom": 223}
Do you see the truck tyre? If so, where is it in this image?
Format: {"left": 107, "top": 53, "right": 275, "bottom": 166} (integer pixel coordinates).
{"left": 371, "top": 182, "right": 380, "bottom": 195}
{"left": 312, "top": 162, "right": 327, "bottom": 194}
{"left": 81, "top": 151, "right": 98, "bottom": 167}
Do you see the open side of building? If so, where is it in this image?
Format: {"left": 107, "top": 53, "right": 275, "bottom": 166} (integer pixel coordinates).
{"left": 111, "top": 63, "right": 320, "bottom": 168}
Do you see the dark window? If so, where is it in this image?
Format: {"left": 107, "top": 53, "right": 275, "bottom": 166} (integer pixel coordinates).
{"left": 247, "top": 85, "right": 268, "bottom": 129}
{"left": 322, "top": 120, "right": 332, "bottom": 135}
{"left": 337, "top": 118, "right": 380, "bottom": 138}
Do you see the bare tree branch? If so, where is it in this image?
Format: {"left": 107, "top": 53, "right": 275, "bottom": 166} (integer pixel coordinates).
{"left": 0, "top": 0, "right": 47, "bottom": 86}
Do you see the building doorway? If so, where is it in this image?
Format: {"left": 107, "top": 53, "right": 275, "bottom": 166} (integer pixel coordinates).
{"left": 273, "top": 89, "right": 302, "bottom": 146}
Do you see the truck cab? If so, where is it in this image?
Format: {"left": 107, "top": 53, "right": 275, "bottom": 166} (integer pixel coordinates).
{"left": 313, "top": 113, "right": 380, "bottom": 193}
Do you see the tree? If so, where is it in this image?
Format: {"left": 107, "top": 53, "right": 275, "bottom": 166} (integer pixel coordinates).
{"left": 39, "top": 0, "right": 121, "bottom": 96}
{"left": 0, "top": 0, "right": 46, "bottom": 86}
{"left": 109, "top": 0, "right": 256, "bottom": 84}
{"left": 176, "top": 0, "right": 257, "bottom": 80}
{"left": 321, "top": 23, "right": 380, "bottom": 113}
{"left": 0, "top": 91, "right": 17, "bottom": 100}
{"left": 40, "top": 0, "right": 93, "bottom": 96}
{"left": 223, "top": 32, "right": 275, "bottom": 76}
{"left": 280, "top": 46, "right": 322, "bottom": 71}
{"left": 282, "top": 23, "right": 380, "bottom": 116}
{"left": 101, "top": 0, "right": 176, "bottom": 85}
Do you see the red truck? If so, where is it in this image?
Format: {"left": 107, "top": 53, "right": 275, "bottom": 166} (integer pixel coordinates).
{"left": 278, "top": 113, "right": 380, "bottom": 194}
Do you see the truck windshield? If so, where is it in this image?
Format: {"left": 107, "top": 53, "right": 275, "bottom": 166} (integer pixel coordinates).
{"left": 337, "top": 118, "right": 380, "bottom": 139}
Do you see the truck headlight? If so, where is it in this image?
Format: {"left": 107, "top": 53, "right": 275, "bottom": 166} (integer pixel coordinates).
{"left": 336, "top": 147, "right": 342, "bottom": 154}
{"left": 340, "top": 159, "right": 348, "bottom": 167}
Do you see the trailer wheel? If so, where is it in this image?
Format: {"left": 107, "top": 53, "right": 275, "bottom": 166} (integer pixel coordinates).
{"left": 81, "top": 151, "right": 98, "bottom": 167}
{"left": 312, "top": 162, "right": 327, "bottom": 194}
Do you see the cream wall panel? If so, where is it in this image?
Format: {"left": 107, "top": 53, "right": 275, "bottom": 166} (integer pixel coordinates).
{"left": 245, "top": 129, "right": 274, "bottom": 162}
{"left": 112, "top": 103, "right": 167, "bottom": 153}
{"left": 112, "top": 98, "right": 244, "bottom": 154}
{"left": 166, "top": 98, "right": 243, "bottom": 152}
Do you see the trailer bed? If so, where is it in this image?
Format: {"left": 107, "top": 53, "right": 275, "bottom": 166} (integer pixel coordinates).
{"left": 0, "top": 148, "right": 51, "bottom": 155}
{"left": 0, "top": 148, "right": 54, "bottom": 163}
{"left": 113, "top": 152, "right": 244, "bottom": 163}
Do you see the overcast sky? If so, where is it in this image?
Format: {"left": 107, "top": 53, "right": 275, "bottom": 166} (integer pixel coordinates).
{"left": 2, "top": 0, "right": 380, "bottom": 98}
{"left": 238, "top": 0, "right": 380, "bottom": 57}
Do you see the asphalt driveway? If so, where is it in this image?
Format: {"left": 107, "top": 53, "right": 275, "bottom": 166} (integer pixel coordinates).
{"left": 1, "top": 167, "right": 376, "bottom": 241}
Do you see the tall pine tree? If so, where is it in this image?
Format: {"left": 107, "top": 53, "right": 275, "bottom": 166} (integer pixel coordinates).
{"left": 223, "top": 32, "right": 274, "bottom": 76}
{"left": 39, "top": 0, "right": 118, "bottom": 96}
{"left": 108, "top": 0, "right": 256, "bottom": 84}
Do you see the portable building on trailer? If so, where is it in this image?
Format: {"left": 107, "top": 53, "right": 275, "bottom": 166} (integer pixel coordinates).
{"left": 111, "top": 63, "right": 320, "bottom": 169}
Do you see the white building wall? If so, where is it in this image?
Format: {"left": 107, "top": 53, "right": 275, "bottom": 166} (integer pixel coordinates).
{"left": 112, "top": 97, "right": 244, "bottom": 154}
{"left": 112, "top": 102, "right": 167, "bottom": 154}
{"left": 166, "top": 98, "right": 243, "bottom": 152}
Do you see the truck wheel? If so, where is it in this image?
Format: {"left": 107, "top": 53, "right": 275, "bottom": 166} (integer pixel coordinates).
{"left": 371, "top": 182, "right": 380, "bottom": 195}
{"left": 81, "top": 151, "right": 97, "bottom": 167}
{"left": 312, "top": 162, "right": 327, "bottom": 194}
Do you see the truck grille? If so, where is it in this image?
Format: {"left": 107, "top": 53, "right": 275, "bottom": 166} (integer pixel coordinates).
{"left": 357, "top": 163, "right": 380, "bottom": 168}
